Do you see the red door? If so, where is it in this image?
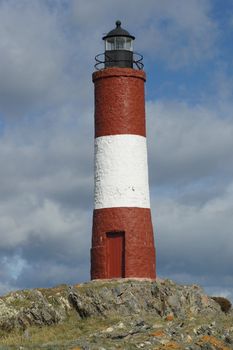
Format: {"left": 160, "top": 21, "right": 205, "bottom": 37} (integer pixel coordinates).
{"left": 107, "top": 231, "right": 125, "bottom": 278}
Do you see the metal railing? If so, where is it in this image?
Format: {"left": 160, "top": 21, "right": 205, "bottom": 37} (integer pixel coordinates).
{"left": 94, "top": 52, "right": 144, "bottom": 70}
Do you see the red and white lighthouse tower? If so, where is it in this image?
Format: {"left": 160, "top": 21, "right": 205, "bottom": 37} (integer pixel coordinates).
{"left": 91, "top": 21, "right": 156, "bottom": 280}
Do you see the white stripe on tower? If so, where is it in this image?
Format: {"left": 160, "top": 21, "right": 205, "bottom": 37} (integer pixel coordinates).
{"left": 94, "top": 134, "right": 150, "bottom": 209}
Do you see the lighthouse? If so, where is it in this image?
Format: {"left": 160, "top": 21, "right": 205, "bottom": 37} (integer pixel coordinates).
{"left": 91, "top": 21, "right": 156, "bottom": 280}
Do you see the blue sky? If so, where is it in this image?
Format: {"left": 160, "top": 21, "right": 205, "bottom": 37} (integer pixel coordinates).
{"left": 0, "top": 0, "right": 233, "bottom": 301}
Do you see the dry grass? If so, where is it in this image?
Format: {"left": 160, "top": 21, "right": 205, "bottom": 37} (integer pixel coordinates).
{"left": 0, "top": 310, "right": 232, "bottom": 349}
{"left": 0, "top": 311, "right": 123, "bottom": 349}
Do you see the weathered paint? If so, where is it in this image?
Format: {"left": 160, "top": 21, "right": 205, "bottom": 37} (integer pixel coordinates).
{"left": 94, "top": 134, "right": 150, "bottom": 209}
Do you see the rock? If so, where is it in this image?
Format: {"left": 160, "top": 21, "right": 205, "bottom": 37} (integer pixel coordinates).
{"left": 104, "top": 326, "right": 114, "bottom": 333}
{"left": 196, "top": 325, "right": 213, "bottom": 336}
{"left": 0, "top": 278, "right": 232, "bottom": 350}
{"left": 0, "top": 285, "right": 70, "bottom": 331}
{"left": 117, "top": 321, "right": 125, "bottom": 328}
{"left": 225, "top": 335, "right": 233, "bottom": 344}
{"left": 0, "top": 278, "right": 223, "bottom": 333}
{"left": 211, "top": 296, "right": 232, "bottom": 313}
{"left": 68, "top": 279, "right": 221, "bottom": 320}
{"left": 23, "top": 329, "right": 30, "bottom": 339}
{"left": 165, "top": 313, "right": 175, "bottom": 321}
{"left": 186, "top": 335, "right": 193, "bottom": 343}
{"left": 150, "top": 329, "right": 165, "bottom": 337}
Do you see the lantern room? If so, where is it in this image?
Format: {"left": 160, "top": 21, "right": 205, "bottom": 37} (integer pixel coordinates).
{"left": 102, "top": 20, "right": 135, "bottom": 68}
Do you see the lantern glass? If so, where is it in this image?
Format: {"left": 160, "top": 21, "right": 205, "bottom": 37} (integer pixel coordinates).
{"left": 105, "top": 37, "right": 133, "bottom": 51}
{"left": 105, "top": 37, "right": 115, "bottom": 50}
{"left": 125, "top": 37, "right": 133, "bottom": 51}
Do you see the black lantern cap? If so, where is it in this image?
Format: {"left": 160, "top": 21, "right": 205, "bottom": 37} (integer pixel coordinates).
{"left": 102, "top": 20, "right": 135, "bottom": 40}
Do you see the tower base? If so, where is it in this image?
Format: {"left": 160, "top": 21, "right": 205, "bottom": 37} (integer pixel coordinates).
{"left": 91, "top": 207, "right": 156, "bottom": 280}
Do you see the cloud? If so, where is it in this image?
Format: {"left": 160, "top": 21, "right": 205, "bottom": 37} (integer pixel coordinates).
{"left": 0, "top": 0, "right": 219, "bottom": 118}
{"left": 0, "top": 106, "right": 93, "bottom": 245}
{"left": 0, "top": 0, "right": 231, "bottom": 303}
{"left": 145, "top": 96, "right": 233, "bottom": 300}
{"left": 0, "top": 113, "right": 93, "bottom": 292}
{"left": 147, "top": 100, "right": 233, "bottom": 188}
{"left": 0, "top": 0, "right": 78, "bottom": 117}
{"left": 72, "top": 0, "right": 218, "bottom": 68}
{"left": 152, "top": 184, "right": 233, "bottom": 300}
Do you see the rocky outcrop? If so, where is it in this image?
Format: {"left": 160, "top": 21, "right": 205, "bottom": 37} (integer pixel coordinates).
{"left": 68, "top": 279, "right": 222, "bottom": 319}
{"left": 0, "top": 279, "right": 232, "bottom": 349}
{"left": 0, "top": 285, "right": 70, "bottom": 331}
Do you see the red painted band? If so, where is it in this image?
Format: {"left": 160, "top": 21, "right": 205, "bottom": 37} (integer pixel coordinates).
{"left": 91, "top": 207, "right": 156, "bottom": 280}
{"left": 93, "top": 68, "right": 147, "bottom": 138}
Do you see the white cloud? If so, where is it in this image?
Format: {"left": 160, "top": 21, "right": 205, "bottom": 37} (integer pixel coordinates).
{"left": 145, "top": 96, "right": 233, "bottom": 299}
{"left": 0, "top": 0, "right": 231, "bottom": 300}
{"left": 0, "top": 105, "right": 93, "bottom": 249}
{"left": 147, "top": 100, "right": 233, "bottom": 186}
{"left": 153, "top": 184, "right": 233, "bottom": 300}
{"left": 0, "top": 0, "right": 77, "bottom": 116}
{"left": 72, "top": 0, "right": 218, "bottom": 67}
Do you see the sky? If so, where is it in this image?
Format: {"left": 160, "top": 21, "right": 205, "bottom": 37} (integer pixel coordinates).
{"left": 0, "top": 0, "right": 232, "bottom": 301}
